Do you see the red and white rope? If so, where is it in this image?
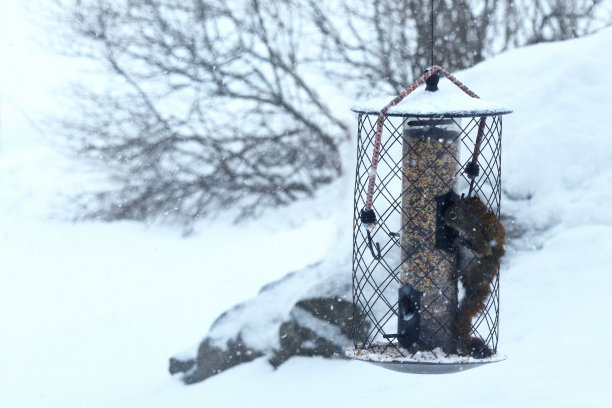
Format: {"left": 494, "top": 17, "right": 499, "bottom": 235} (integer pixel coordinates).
{"left": 363, "top": 65, "right": 481, "bottom": 226}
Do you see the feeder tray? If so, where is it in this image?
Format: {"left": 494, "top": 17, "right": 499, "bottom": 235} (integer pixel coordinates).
{"left": 346, "top": 343, "right": 506, "bottom": 374}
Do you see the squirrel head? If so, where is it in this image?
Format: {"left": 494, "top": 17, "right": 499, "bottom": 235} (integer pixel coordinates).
{"left": 443, "top": 196, "right": 488, "bottom": 233}
{"left": 443, "top": 195, "right": 506, "bottom": 256}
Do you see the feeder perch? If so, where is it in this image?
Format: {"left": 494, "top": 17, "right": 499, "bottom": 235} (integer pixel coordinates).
{"left": 347, "top": 67, "right": 511, "bottom": 373}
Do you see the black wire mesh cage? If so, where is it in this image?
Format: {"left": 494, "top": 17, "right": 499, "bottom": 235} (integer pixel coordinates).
{"left": 347, "top": 70, "right": 512, "bottom": 373}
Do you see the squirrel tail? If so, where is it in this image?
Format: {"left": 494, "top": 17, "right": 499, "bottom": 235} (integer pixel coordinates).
{"left": 454, "top": 282, "right": 493, "bottom": 358}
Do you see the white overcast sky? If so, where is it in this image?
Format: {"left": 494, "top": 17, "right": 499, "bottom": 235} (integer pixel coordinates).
{"left": 0, "top": 0, "right": 77, "bottom": 148}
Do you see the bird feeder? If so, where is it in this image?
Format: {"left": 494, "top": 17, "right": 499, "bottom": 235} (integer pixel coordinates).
{"left": 346, "top": 66, "right": 511, "bottom": 373}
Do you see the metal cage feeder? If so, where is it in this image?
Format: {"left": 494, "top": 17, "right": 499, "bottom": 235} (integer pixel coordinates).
{"left": 347, "top": 67, "right": 512, "bottom": 374}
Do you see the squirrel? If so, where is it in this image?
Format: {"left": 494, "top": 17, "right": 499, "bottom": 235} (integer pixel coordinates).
{"left": 443, "top": 196, "right": 505, "bottom": 358}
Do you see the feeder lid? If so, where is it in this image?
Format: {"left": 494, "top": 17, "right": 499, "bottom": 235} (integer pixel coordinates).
{"left": 351, "top": 78, "right": 512, "bottom": 117}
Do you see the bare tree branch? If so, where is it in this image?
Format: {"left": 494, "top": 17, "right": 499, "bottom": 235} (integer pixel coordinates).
{"left": 51, "top": 0, "right": 611, "bottom": 226}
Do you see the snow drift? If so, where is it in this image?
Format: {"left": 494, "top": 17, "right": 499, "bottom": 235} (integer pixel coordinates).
{"left": 169, "top": 26, "right": 612, "bottom": 398}
{"left": 1, "top": 14, "right": 612, "bottom": 408}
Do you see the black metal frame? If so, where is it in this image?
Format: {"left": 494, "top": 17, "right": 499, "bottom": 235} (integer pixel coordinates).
{"left": 351, "top": 113, "right": 503, "bottom": 358}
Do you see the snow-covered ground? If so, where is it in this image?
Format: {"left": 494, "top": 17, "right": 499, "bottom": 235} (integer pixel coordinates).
{"left": 2, "top": 2, "right": 612, "bottom": 407}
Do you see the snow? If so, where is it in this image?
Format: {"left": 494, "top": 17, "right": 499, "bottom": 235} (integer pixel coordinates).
{"left": 204, "top": 230, "right": 352, "bottom": 351}
{"left": 292, "top": 306, "right": 351, "bottom": 345}
{"left": 1, "top": 1, "right": 612, "bottom": 407}
{"left": 351, "top": 78, "right": 512, "bottom": 117}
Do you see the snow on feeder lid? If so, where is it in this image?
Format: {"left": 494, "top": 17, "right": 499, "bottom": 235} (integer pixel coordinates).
{"left": 351, "top": 77, "right": 511, "bottom": 118}
{"left": 348, "top": 66, "right": 511, "bottom": 374}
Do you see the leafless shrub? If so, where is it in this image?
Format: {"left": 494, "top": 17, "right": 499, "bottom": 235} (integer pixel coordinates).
{"left": 53, "top": 0, "right": 611, "bottom": 225}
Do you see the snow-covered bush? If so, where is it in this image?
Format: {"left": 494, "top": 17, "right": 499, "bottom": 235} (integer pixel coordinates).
{"left": 52, "top": 0, "right": 610, "bottom": 225}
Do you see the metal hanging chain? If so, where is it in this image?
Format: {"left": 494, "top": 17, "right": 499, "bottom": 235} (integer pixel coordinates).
{"left": 361, "top": 65, "right": 485, "bottom": 228}
{"left": 430, "top": 0, "right": 434, "bottom": 68}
